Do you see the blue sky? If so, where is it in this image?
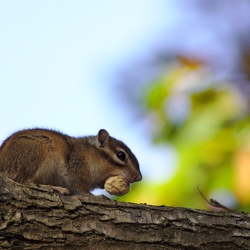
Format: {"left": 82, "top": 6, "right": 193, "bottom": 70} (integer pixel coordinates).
{"left": 0, "top": 1, "right": 175, "bottom": 185}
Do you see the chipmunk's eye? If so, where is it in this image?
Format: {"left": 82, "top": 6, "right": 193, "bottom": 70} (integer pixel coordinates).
{"left": 116, "top": 151, "right": 126, "bottom": 161}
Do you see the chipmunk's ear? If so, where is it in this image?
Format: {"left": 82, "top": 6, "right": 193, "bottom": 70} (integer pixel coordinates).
{"left": 97, "top": 129, "right": 109, "bottom": 147}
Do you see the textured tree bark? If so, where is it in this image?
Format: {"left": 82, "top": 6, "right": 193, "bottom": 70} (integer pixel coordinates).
{"left": 0, "top": 172, "right": 250, "bottom": 250}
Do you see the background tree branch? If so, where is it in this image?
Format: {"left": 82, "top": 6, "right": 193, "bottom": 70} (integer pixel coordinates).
{"left": 0, "top": 172, "right": 249, "bottom": 250}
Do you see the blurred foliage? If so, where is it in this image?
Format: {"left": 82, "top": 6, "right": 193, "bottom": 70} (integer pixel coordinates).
{"left": 117, "top": 57, "right": 250, "bottom": 211}
{"left": 113, "top": 0, "right": 250, "bottom": 212}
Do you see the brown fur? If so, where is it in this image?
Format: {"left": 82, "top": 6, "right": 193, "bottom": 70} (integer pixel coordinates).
{"left": 0, "top": 128, "right": 142, "bottom": 195}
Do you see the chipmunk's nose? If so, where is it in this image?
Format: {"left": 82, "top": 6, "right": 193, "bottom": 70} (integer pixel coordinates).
{"left": 134, "top": 173, "right": 142, "bottom": 182}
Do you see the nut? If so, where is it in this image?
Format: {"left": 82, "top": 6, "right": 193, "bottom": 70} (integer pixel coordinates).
{"left": 104, "top": 176, "right": 130, "bottom": 196}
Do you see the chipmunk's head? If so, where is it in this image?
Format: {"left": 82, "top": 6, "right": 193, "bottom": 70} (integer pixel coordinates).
{"left": 90, "top": 129, "right": 142, "bottom": 190}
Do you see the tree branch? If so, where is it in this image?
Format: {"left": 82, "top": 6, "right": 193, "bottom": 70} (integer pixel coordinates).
{"left": 0, "top": 172, "right": 249, "bottom": 249}
{"left": 197, "top": 186, "right": 234, "bottom": 212}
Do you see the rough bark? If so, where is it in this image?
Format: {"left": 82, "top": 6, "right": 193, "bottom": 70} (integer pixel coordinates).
{"left": 0, "top": 172, "right": 250, "bottom": 250}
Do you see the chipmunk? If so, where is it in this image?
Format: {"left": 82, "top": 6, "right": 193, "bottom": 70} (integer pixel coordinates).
{"left": 0, "top": 128, "right": 142, "bottom": 195}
